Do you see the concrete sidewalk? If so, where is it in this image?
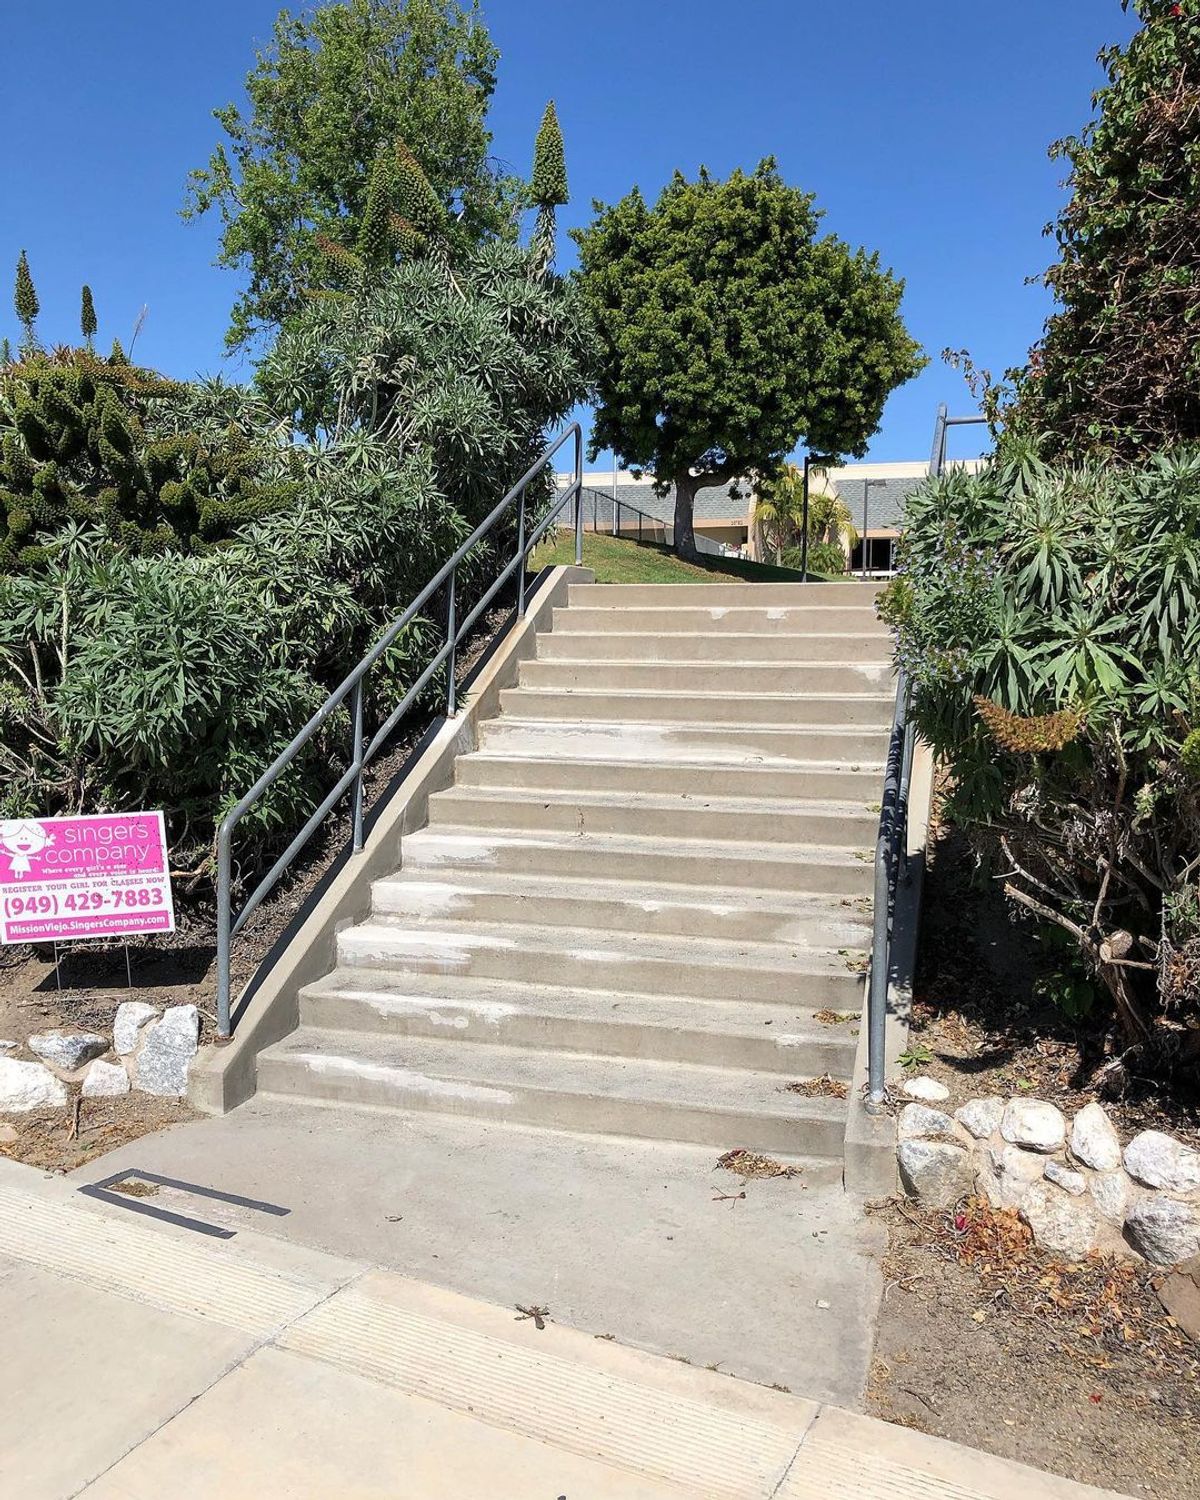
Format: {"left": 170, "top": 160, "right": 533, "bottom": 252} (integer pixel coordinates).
{"left": 65, "top": 1096, "right": 883, "bottom": 1406}
{"left": 0, "top": 1158, "right": 1129, "bottom": 1500}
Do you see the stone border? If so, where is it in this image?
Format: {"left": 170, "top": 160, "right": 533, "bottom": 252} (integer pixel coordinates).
{"left": 187, "top": 564, "right": 593, "bottom": 1115}
{"left": 842, "top": 736, "right": 935, "bottom": 1196}
{"left": 897, "top": 1091, "right": 1200, "bottom": 1267}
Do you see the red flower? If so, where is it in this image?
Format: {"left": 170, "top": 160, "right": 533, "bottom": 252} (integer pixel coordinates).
{"left": 1172, "top": 4, "right": 1184, "bottom": 17}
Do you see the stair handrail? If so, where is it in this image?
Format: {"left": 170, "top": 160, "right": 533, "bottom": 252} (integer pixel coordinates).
{"left": 865, "top": 403, "right": 988, "bottom": 1108}
{"left": 865, "top": 671, "right": 914, "bottom": 1110}
{"left": 214, "top": 423, "right": 584, "bottom": 1039}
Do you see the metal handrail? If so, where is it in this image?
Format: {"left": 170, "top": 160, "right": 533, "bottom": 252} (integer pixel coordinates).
{"left": 866, "top": 670, "right": 914, "bottom": 1109}
{"left": 215, "top": 423, "right": 584, "bottom": 1037}
{"left": 568, "top": 485, "right": 670, "bottom": 545}
{"left": 865, "top": 402, "right": 989, "bottom": 1107}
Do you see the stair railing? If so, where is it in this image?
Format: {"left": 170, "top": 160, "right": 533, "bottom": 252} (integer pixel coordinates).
{"left": 865, "top": 403, "right": 988, "bottom": 1108}
{"left": 214, "top": 423, "right": 584, "bottom": 1039}
{"left": 866, "top": 672, "right": 914, "bottom": 1110}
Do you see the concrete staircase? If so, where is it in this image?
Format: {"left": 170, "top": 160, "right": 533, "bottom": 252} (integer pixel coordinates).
{"left": 256, "top": 580, "right": 893, "bottom": 1162}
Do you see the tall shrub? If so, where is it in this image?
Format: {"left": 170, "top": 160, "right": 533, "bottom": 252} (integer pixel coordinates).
{"left": 994, "top": 1, "right": 1200, "bottom": 457}
{"left": 881, "top": 450, "right": 1200, "bottom": 1075}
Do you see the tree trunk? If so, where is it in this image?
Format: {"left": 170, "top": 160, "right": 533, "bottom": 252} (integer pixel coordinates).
{"left": 672, "top": 473, "right": 699, "bottom": 560}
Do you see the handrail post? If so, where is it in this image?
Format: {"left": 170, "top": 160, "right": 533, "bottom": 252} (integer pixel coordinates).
{"left": 516, "top": 487, "right": 527, "bottom": 618}
{"left": 446, "top": 569, "right": 457, "bottom": 716}
{"left": 575, "top": 428, "right": 585, "bottom": 565}
{"left": 350, "top": 677, "right": 365, "bottom": 853}
{"left": 215, "top": 821, "right": 233, "bottom": 1040}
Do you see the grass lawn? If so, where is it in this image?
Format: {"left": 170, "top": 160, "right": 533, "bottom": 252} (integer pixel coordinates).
{"left": 529, "top": 528, "right": 837, "bottom": 584}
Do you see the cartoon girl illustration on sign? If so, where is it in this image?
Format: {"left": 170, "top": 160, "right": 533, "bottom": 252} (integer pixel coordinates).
{"left": 0, "top": 820, "right": 54, "bottom": 879}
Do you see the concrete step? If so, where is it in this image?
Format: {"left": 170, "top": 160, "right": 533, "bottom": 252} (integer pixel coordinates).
{"left": 553, "top": 605, "right": 881, "bottom": 636}
{"left": 369, "top": 871, "right": 873, "bottom": 945}
{"left": 401, "top": 827, "right": 874, "bottom": 897}
{"left": 566, "top": 582, "right": 881, "bottom": 607}
{"left": 478, "top": 716, "right": 891, "bottom": 765}
{"left": 298, "top": 968, "right": 861, "bottom": 1075}
{"left": 336, "top": 918, "right": 867, "bottom": 1008}
{"left": 256, "top": 1027, "right": 851, "bottom": 1155}
{"left": 498, "top": 687, "right": 894, "bottom": 727}
{"left": 518, "top": 659, "right": 893, "bottom": 696}
{"left": 425, "top": 784, "right": 877, "bottom": 847}
{"left": 537, "top": 630, "right": 893, "bottom": 663}
{"left": 455, "top": 750, "right": 883, "bottom": 802}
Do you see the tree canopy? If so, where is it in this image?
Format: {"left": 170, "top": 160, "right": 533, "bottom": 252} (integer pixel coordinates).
{"left": 183, "top": 0, "right": 519, "bottom": 350}
{"left": 992, "top": 1, "right": 1200, "bottom": 458}
{"left": 573, "top": 160, "right": 924, "bottom": 556}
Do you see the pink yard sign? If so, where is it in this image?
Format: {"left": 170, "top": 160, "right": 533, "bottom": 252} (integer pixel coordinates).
{"left": 0, "top": 813, "right": 175, "bottom": 945}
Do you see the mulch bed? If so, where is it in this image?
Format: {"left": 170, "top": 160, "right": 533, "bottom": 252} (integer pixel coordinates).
{"left": 868, "top": 796, "right": 1200, "bottom": 1495}
{"left": 902, "top": 811, "right": 1200, "bottom": 1149}
{"left": 869, "top": 1193, "right": 1200, "bottom": 1497}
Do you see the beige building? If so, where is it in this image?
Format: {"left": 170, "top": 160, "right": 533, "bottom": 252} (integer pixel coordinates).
{"left": 559, "top": 457, "right": 986, "bottom": 571}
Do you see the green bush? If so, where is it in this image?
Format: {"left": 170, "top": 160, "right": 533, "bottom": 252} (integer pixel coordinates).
{"left": 0, "top": 348, "right": 301, "bottom": 572}
{"left": 880, "top": 447, "right": 1200, "bottom": 1066}
{"left": 0, "top": 464, "right": 450, "bottom": 858}
{"left": 258, "top": 237, "right": 593, "bottom": 528}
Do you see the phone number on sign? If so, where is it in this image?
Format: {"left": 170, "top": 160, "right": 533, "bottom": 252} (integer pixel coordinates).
{"left": 3, "top": 888, "right": 167, "bottom": 918}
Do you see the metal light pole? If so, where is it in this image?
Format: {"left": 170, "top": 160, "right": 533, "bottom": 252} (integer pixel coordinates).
{"left": 800, "top": 455, "right": 811, "bottom": 581}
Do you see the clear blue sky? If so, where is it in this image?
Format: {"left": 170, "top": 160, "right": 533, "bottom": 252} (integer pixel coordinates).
{"left": 2, "top": 2, "right": 1136, "bottom": 464}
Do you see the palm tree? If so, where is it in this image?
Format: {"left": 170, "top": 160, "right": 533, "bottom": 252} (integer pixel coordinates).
{"left": 752, "top": 463, "right": 857, "bottom": 567}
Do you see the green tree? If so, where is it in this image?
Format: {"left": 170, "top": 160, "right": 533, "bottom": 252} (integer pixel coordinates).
{"left": 183, "top": 0, "right": 519, "bottom": 349}
{"left": 79, "top": 285, "right": 98, "bottom": 347}
{"left": 573, "top": 161, "right": 924, "bottom": 558}
{"left": 752, "top": 463, "right": 856, "bottom": 568}
{"left": 257, "top": 238, "right": 592, "bottom": 525}
{"left": 14, "top": 252, "right": 39, "bottom": 349}
{"left": 989, "top": 2, "right": 1200, "bottom": 458}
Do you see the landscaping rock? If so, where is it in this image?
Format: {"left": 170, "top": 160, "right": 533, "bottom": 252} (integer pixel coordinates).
{"left": 1156, "top": 1254, "right": 1200, "bottom": 1343}
{"left": 897, "top": 1103, "right": 959, "bottom": 1142}
{"left": 28, "top": 1031, "right": 107, "bottom": 1073}
{"left": 1070, "top": 1102, "right": 1121, "bottom": 1173}
{"left": 1020, "top": 1181, "right": 1101, "bottom": 1259}
{"left": 0, "top": 1056, "right": 68, "bottom": 1112}
{"left": 134, "top": 1005, "right": 198, "bottom": 1098}
{"left": 0, "top": 1040, "right": 17, "bottom": 1053}
{"left": 1125, "top": 1196, "right": 1200, "bottom": 1267}
{"left": 898, "top": 1139, "right": 973, "bottom": 1206}
{"left": 1045, "top": 1162, "right": 1087, "bottom": 1196}
{"left": 976, "top": 1143, "right": 1046, "bottom": 1212}
{"left": 0, "top": 1123, "right": 16, "bottom": 1143}
{"left": 81, "top": 1059, "right": 130, "bottom": 1099}
{"left": 1000, "top": 1098, "right": 1066, "bottom": 1154}
{"left": 113, "top": 1001, "right": 159, "bottom": 1057}
{"left": 954, "top": 1096, "right": 1005, "bottom": 1141}
{"left": 901, "top": 1076, "right": 950, "bottom": 1103}
{"left": 1123, "top": 1130, "right": 1200, "bottom": 1195}
{"left": 1089, "top": 1171, "right": 1129, "bottom": 1226}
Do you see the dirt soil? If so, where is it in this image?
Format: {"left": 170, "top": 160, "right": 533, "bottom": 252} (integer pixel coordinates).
{"left": 0, "top": 605, "right": 512, "bottom": 1172}
{"left": 869, "top": 1194, "right": 1199, "bottom": 1499}
{"left": 867, "top": 804, "right": 1200, "bottom": 1496}
{"left": 899, "top": 812, "right": 1200, "bottom": 1149}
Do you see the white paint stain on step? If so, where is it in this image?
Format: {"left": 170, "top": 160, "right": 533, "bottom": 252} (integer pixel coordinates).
{"left": 302, "top": 1054, "right": 514, "bottom": 1105}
